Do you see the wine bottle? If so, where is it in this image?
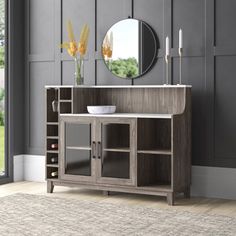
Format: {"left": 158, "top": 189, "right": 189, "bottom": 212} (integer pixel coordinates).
{"left": 51, "top": 143, "right": 58, "bottom": 150}
{"left": 51, "top": 171, "right": 58, "bottom": 177}
{"left": 51, "top": 157, "right": 58, "bottom": 163}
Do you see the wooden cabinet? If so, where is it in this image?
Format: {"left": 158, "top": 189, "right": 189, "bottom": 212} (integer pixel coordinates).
{"left": 45, "top": 85, "right": 191, "bottom": 205}
{"left": 60, "top": 116, "right": 136, "bottom": 186}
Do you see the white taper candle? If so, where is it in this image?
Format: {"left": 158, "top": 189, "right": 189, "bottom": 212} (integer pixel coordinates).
{"left": 179, "top": 29, "right": 183, "bottom": 49}
{"left": 166, "top": 36, "right": 170, "bottom": 56}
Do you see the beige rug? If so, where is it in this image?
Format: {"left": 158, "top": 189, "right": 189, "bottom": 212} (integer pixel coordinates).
{"left": 0, "top": 194, "right": 235, "bottom": 236}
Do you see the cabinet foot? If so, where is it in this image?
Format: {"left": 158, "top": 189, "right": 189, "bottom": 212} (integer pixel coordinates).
{"left": 103, "top": 191, "right": 110, "bottom": 196}
{"left": 47, "top": 181, "right": 54, "bottom": 193}
{"left": 184, "top": 187, "right": 191, "bottom": 199}
{"left": 167, "top": 193, "right": 175, "bottom": 206}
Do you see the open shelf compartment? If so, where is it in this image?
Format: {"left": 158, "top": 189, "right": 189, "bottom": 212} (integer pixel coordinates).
{"left": 47, "top": 124, "right": 58, "bottom": 137}
{"left": 47, "top": 166, "right": 58, "bottom": 179}
{"left": 47, "top": 138, "right": 58, "bottom": 151}
{"left": 46, "top": 88, "right": 58, "bottom": 122}
{"left": 60, "top": 88, "right": 72, "bottom": 100}
{"left": 60, "top": 102, "right": 72, "bottom": 114}
{"left": 137, "top": 118, "right": 172, "bottom": 154}
{"left": 46, "top": 152, "right": 58, "bottom": 165}
{"left": 137, "top": 153, "right": 172, "bottom": 191}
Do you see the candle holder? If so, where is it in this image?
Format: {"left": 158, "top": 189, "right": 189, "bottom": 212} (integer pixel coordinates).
{"left": 165, "top": 55, "right": 170, "bottom": 85}
{"left": 178, "top": 48, "right": 183, "bottom": 85}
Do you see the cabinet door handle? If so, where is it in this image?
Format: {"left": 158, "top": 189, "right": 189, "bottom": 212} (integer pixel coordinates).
{"left": 92, "top": 141, "right": 96, "bottom": 159}
{"left": 98, "top": 141, "right": 101, "bottom": 159}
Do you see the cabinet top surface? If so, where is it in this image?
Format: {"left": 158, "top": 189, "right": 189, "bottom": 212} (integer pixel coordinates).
{"left": 60, "top": 113, "right": 173, "bottom": 119}
{"left": 45, "top": 85, "right": 192, "bottom": 89}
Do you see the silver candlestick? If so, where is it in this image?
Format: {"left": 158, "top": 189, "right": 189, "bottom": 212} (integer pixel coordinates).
{"left": 178, "top": 48, "right": 183, "bottom": 85}
{"left": 165, "top": 55, "right": 169, "bottom": 85}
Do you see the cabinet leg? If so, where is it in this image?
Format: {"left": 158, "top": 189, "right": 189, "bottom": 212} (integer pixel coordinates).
{"left": 47, "top": 181, "right": 54, "bottom": 193}
{"left": 184, "top": 187, "right": 191, "bottom": 199}
{"left": 103, "top": 191, "right": 110, "bottom": 196}
{"left": 167, "top": 193, "right": 175, "bottom": 206}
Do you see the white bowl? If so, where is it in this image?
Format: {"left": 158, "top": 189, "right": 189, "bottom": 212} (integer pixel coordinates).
{"left": 87, "top": 105, "right": 116, "bottom": 114}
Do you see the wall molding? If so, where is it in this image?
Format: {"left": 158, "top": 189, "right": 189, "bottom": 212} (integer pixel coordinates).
{"left": 13, "top": 155, "right": 236, "bottom": 200}
{"left": 191, "top": 165, "right": 236, "bottom": 200}
{"left": 28, "top": 54, "right": 55, "bottom": 62}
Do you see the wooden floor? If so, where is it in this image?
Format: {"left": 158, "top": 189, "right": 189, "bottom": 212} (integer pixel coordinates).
{"left": 0, "top": 181, "right": 236, "bottom": 217}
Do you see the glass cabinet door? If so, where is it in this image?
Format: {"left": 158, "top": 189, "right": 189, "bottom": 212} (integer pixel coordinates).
{"left": 60, "top": 116, "right": 96, "bottom": 182}
{"left": 96, "top": 118, "right": 136, "bottom": 186}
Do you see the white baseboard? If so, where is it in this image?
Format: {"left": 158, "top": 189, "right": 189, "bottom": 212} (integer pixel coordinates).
{"left": 13, "top": 155, "right": 24, "bottom": 182}
{"left": 24, "top": 155, "right": 46, "bottom": 182}
{"left": 191, "top": 166, "right": 236, "bottom": 200}
{"left": 14, "top": 155, "right": 46, "bottom": 182}
{"left": 13, "top": 155, "right": 236, "bottom": 200}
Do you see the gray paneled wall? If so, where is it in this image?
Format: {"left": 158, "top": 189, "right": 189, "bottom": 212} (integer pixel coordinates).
{"left": 62, "top": 0, "right": 95, "bottom": 85}
{"left": 133, "top": 0, "right": 165, "bottom": 85}
{"left": 25, "top": 0, "right": 236, "bottom": 168}
{"left": 96, "top": 0, "right": 133, "bottom": 85}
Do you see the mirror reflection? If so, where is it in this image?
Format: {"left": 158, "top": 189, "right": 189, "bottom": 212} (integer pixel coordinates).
{"left": 102, "top": 19, "right": 158, "bottom": 79}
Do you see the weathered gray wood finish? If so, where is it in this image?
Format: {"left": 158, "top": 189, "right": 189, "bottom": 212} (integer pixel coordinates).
{"left": 59, "top": 115, "right": 137, "bottom": 186}
{"left": 172, "top": 89, "right": 191, "bottom": 194}
{"left": 72, "top": 87, "right": 187, "bottom": 114}
{"left": 45, "top": 87, "right": 73, "bottom": 182}
{"left": 96, "top": 117, "right": 137, "bottom": 186}
{"left": 46, "top": 86, "right": 191, "bottom": 205}
{"left": 60, "top": 116, "right": 96, "bottom": 183}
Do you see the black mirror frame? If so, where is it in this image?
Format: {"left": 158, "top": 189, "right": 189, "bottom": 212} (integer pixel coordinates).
{"left": 101, "top": 18, "right": 159, "bottom": 80}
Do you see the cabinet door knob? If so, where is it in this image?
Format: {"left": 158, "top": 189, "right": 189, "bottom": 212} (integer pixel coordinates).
{"left": 92, "top": 141, "right": 96, "bottom": 159}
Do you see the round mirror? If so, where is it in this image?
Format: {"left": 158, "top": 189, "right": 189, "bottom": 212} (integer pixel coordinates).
{"left": 102, "top": 19, "right": 158, "bottom": 79}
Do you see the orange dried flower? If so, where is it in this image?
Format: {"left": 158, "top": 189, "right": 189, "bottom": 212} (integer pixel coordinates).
{"left": 102, "top": 31, "right": 113, "bottom": 59}
{"left": 68, "top": 42, "right": 78, "bottom": 57}
{"left": 61, "top": 21, "right": 90, "bottom": 58}
{"left": 106, "top": 48, "right": 112, "bottom": 58}
{"left": 78, "top": 42, "right": 86, "bottom": 55}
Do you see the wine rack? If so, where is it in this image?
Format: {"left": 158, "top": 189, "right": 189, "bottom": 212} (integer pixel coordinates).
{"left": 46, "top": 87, "right": 73, "bottom": 180}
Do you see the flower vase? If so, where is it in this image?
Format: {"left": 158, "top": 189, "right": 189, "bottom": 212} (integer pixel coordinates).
{"left": 74, "top": 57, "right": 84, "bottom": 86}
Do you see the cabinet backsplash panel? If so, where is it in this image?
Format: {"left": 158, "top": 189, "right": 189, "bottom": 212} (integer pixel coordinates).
{"left": 71, "top": 88, "right": 188, "bottom": 114}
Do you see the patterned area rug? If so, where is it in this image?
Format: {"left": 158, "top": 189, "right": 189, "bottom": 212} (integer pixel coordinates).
{"left": 0, "top": 194, "right": 235, "bottom": 236}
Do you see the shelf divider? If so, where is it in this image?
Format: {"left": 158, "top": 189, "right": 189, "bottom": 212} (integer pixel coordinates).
{"left": 47, "top": 136, "right": 59, "bottom": 139}
{"left": 59, "top": 100, "right": 72, "bottom": 103}
{"left": 137, "top": 149, "right": 172, "bottom": 155}
{"left": 103, "top": 148, "right": 130, "bottom": 153}
{"left": 47, "top": 122, "right": 59, "bottom": 125}
{"left": 138, "top": 184, "right": 172, "bottom": 192}
{"left": 47, "top": 150, "right": 59, "bottom": 153}
{"left": 47, "top": 164, "right": 59, "bottom": 168}
{"left": 66, "top": 146, "right": 91, "bottom": 151}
